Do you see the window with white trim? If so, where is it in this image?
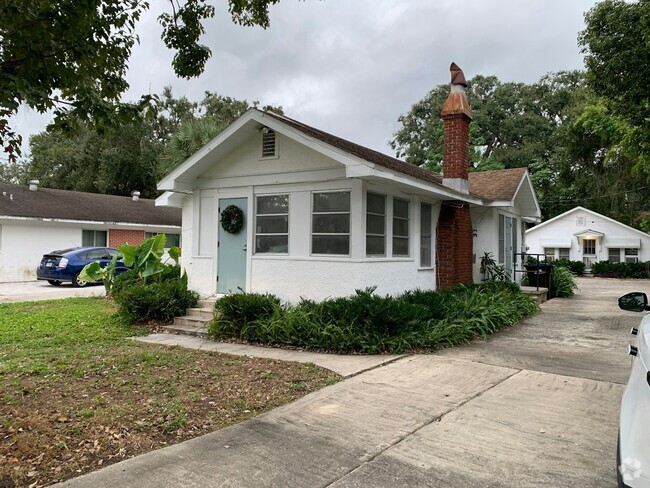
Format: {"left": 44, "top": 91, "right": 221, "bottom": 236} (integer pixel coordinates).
{"left": 558, "top": 248, "right": 570, "bottom": 260}
{"left": 366, "top": 193, "right": 386, "bottom": 256}
{"left": 261, "top": 129, "right": 277, "bottom": 158}
{"left": 583, "top": 239, "right": 596, "bottom": 255}
{"left": 608, "top": 248, "right": 621, "bottom": 262}
{"left": 255, "top": 195, "right": 289, "bottom": 254}
{"left": 420, "top": 203, "right": 432, "bottom": 267}
{"left": 312, "top": 192, "right": 350, "bottom": 255}
{"left": 82, "top": 230, "right": 107, "bottom": 247}
{"left": 392, "top": 198, "right": 410, "bottom": 256}
{"left": 625, "top": 248, "right": 639, "bottom": 263}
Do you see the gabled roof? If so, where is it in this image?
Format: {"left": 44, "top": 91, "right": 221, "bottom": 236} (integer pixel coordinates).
{"left": 526, "top": 206, "right": 650, "bottom": 239}
{"left": 263, "top": 111, "right": 445, "bottom": 187}
{"left": 158, "top": 108, "right": 539, "bottom": 218}
{"left": 468, "top": 168, "right": 528, "bottom": 201}
{"left": 0, "top": 183, "right": 181, "bottom": 227}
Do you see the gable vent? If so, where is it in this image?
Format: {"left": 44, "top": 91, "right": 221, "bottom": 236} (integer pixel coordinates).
{"left": 261, "top": 128, "right": 277, "bottom": 158}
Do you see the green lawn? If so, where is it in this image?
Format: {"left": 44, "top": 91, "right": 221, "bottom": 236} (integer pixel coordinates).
{"left": 0, "top": 298, "right": 339, "bottom": 487}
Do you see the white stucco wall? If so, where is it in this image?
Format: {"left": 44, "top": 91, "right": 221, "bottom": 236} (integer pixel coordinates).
{"left": 471, "top": 207, "right": 527, "bottom": 284}
{"left": 0, "top": 221, "right": 83, "bottom": 282}
{"left": 526, "top": 208, "right": 650, "bottom": 263}
{"left": 179, "top": 133, "right": 449, "bottom": 300}
{"left": 250, "top": 258, "right": 435, "bottom": 302}
{"left": 0, "top": 219, "right": 181, "bottom": 283}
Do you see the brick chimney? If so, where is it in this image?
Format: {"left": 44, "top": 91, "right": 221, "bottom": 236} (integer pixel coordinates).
{"left": 441, "top": 62, "right": 472, "bottom": 194}
{"left": 436, "top": 63, "right": 474, "bottom": 289}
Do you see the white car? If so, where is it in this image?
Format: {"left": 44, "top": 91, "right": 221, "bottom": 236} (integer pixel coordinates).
{"left": 618, "top": 292, "right": 650, "bottom": 488}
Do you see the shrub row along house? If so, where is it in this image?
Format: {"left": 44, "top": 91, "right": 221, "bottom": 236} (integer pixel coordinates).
{"left": 526, "top": 206, "right": 650, "bottom": 272}
{"left": 0, "top": 182, "right": 181, "bottom": 282}
{"left": 156, "top": 64, "right": 541, "bottom": 302}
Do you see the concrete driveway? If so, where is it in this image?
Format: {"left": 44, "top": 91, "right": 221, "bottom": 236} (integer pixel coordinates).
{"left": 0, "top": 280, "right": 105, "bottom": 303}
{"left": 57, "top": 277, "right": 647, "bottom": 487}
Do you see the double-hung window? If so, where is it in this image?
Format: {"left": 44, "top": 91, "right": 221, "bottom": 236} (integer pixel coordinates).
{"left": 558, "top": 248, "right": 570, "bottom": 260}
{"left": 312, "top": 192, "right": 350, "bottom": 255}
{"left": 608, "top": 248, "right": 621, "bottom": 262}
{"left": 366, "top": 193, "right": 386, "bottom": 256}
{"left": 544, "top": 248, "right": 555, "bottom": 261}
{"left": 625, "top": 248, "right": 639, "bottom": 263}
{"left": 255, "top": 195, "right": 289, "bottom": 253}
{"left": 420, "top": 203, "right": 432, "bottom": 267}
{"left": 392, "top": 198, "right": 409, "bottom": 256}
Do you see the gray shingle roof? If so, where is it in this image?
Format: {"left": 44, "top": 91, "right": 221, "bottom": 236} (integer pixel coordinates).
{"left": 0, "top": 183, "right": 181, "bottom": 226}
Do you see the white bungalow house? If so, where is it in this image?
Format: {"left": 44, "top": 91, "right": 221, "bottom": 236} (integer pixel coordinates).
{"left": 525, "top": 206, "right": 650, "bottom": 271}
{"left": 0, "top": 183, "right": 181, "bottom": 282}
{"left": 156, "top": 64, "right": 541, "bottom": 302}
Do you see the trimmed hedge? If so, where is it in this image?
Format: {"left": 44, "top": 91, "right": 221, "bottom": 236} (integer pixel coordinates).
{"left": 553, "top": 259, "right": 586, "bottom": 276}
{"left": 591, "top": 261, "right": 650, "bottom": 278}
{"left": 210, "top": 282, "right": 538, "bottom": 354}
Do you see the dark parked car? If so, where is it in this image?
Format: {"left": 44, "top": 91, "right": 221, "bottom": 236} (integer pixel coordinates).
{"left": 37, "top": 247, "right": 127, "bottom": 287}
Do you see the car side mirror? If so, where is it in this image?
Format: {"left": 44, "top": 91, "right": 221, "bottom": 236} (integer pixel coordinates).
{"left": 618, "top": 292, "right": 649, "bottom": 312}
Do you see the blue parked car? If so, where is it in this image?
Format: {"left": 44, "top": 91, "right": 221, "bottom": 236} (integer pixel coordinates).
{"left": 37, "top": 247, "right": 127, "bottom": 287}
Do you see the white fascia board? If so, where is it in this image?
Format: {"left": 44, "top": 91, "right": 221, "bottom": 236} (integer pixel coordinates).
{"left": 0, "top": 215, "right": 180, "bottom": 230}
{"left": 526, "top": 205, "right": 650, "bottom": 239}
{"left": 514, "top": 172, "right": 542, "bottom": 218}
{"left": 156, "top": 191, "right": 187, "bottom": 208}
{"left": 350, "top": 164, "right": 482, "bottom": 203}
{"left": 157, "top": 109, "right": 260, "bottom": 191}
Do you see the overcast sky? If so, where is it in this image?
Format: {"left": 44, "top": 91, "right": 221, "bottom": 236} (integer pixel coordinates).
{"left": 12, "top": 0, "right": 599, "bottom": 158}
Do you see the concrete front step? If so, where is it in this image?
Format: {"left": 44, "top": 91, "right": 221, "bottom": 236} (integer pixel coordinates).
{"left": 198, "top": 299, "right": 216, "bottom": 309}
{"left": 520, "top": 286, "right": 549, "bottom": 305}
{"left": 185, "top": 307, "right": 214, "bottom": 319}
{"left": 173, "top": 315, "right": 211, "bottom": 327}
{"left": 161, "top": 323, "right": 209, "bottom": 338}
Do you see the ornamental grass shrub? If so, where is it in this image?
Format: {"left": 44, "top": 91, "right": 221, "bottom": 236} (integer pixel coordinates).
{"left": 209, "top": 282, "right": 538, "bottom": 354}
{"left": 550, "top": 266, "right": 578, "bottom": 298}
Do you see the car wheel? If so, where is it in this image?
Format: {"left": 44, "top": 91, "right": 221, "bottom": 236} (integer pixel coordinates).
{"left": 47, "top": 280, "right": 62, "bottom": 286}
{"left": 73, "top": 273, "right": 88, "bottom": 288}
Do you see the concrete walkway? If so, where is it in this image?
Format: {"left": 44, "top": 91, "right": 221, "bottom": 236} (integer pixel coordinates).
{"left": 135, "top": 334, "right": 405, "bottom": 378}
{"left": 58, "top": 277, "right": 646, "bottom": 487}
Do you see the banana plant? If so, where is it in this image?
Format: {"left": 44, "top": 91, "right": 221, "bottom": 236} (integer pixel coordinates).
{"left": 119, "top": 233, "right": 167, "bottom": 282}
{"left": 79, "top": 254, "right": 120, "bottom": 295}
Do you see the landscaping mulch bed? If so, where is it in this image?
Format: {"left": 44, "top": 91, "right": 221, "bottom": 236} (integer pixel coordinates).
{"left": 0, "top": 299, "right": 340, "bottom": 487}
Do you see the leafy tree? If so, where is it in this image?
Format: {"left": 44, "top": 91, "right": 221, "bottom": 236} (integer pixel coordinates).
{"left": 12, "top": 89, "right": 282, "bottom": 195}
{"left": 0, "top": 0, "right": 281, "bottom": 160}
{"left": 391, "top": 71, "right": 586, "bottom": 173}
{"left": 580, "top": 0, "right": 650, "bottom": 181}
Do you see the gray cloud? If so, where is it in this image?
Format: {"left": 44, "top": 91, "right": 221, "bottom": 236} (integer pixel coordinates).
{"left": 12, "top": 0, "right": 598, "bottom": 160}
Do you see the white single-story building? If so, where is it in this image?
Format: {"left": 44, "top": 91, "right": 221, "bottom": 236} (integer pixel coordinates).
{"left": 525, "top": 206, "right": 650, "bottom": 271}
{"left": 156, "top": 64, "right": 541, "bottom": 302}
{"left": 0, "top": 183, "right": 181, "bottom": 282}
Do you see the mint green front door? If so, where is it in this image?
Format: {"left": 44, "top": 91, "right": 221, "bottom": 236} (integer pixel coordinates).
{"left": 217, "top": 197, "right": 248, "bottom": 294}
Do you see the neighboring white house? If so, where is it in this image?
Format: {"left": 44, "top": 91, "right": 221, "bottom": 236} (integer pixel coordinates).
{"left": 156, "top": 64, "right": 541, "bottom": 302}
{"left": 525, "top": 206, "right": 650, "bottom": 271}
{"left": 0, "top": 183, "right": 181, "bottom": 282}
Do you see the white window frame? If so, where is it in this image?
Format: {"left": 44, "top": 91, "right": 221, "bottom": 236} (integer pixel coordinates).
{"left": 625, "top": 248, "right": 639, "bottom": 263}
{"left": 420, "top": 202, "right": 433, "bottom": 268}
{"left": 558, "top": 248, "right": 570, "bottom": 260}
{"left": 254, "top": 194, "right": 289, "bottom": 255}
{"left": 311, "top": 191, "right": 351, "bottom": 256}
{"left": 608, "top": 248, "right": 621, "bottom": 263}
{"left": 392, "top": 197, "right": 410, "bottom": 257}
{"left": 366, "top": 192, "right": 386, "bottom": 257}
{"left": 544, "top": 247, "right": 555, "bottom": 261}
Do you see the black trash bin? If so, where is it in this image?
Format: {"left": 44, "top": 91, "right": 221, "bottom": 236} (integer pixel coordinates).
{"left": 525, "top": 263, "right": 554, "bottom": 289}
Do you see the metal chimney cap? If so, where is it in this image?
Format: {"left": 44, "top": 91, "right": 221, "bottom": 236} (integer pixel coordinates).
{"left": 28, "top": 179, "right": 39, "bottom": 191}
{"left": 131, "top": 190, "right": 141, "bottom": 201}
